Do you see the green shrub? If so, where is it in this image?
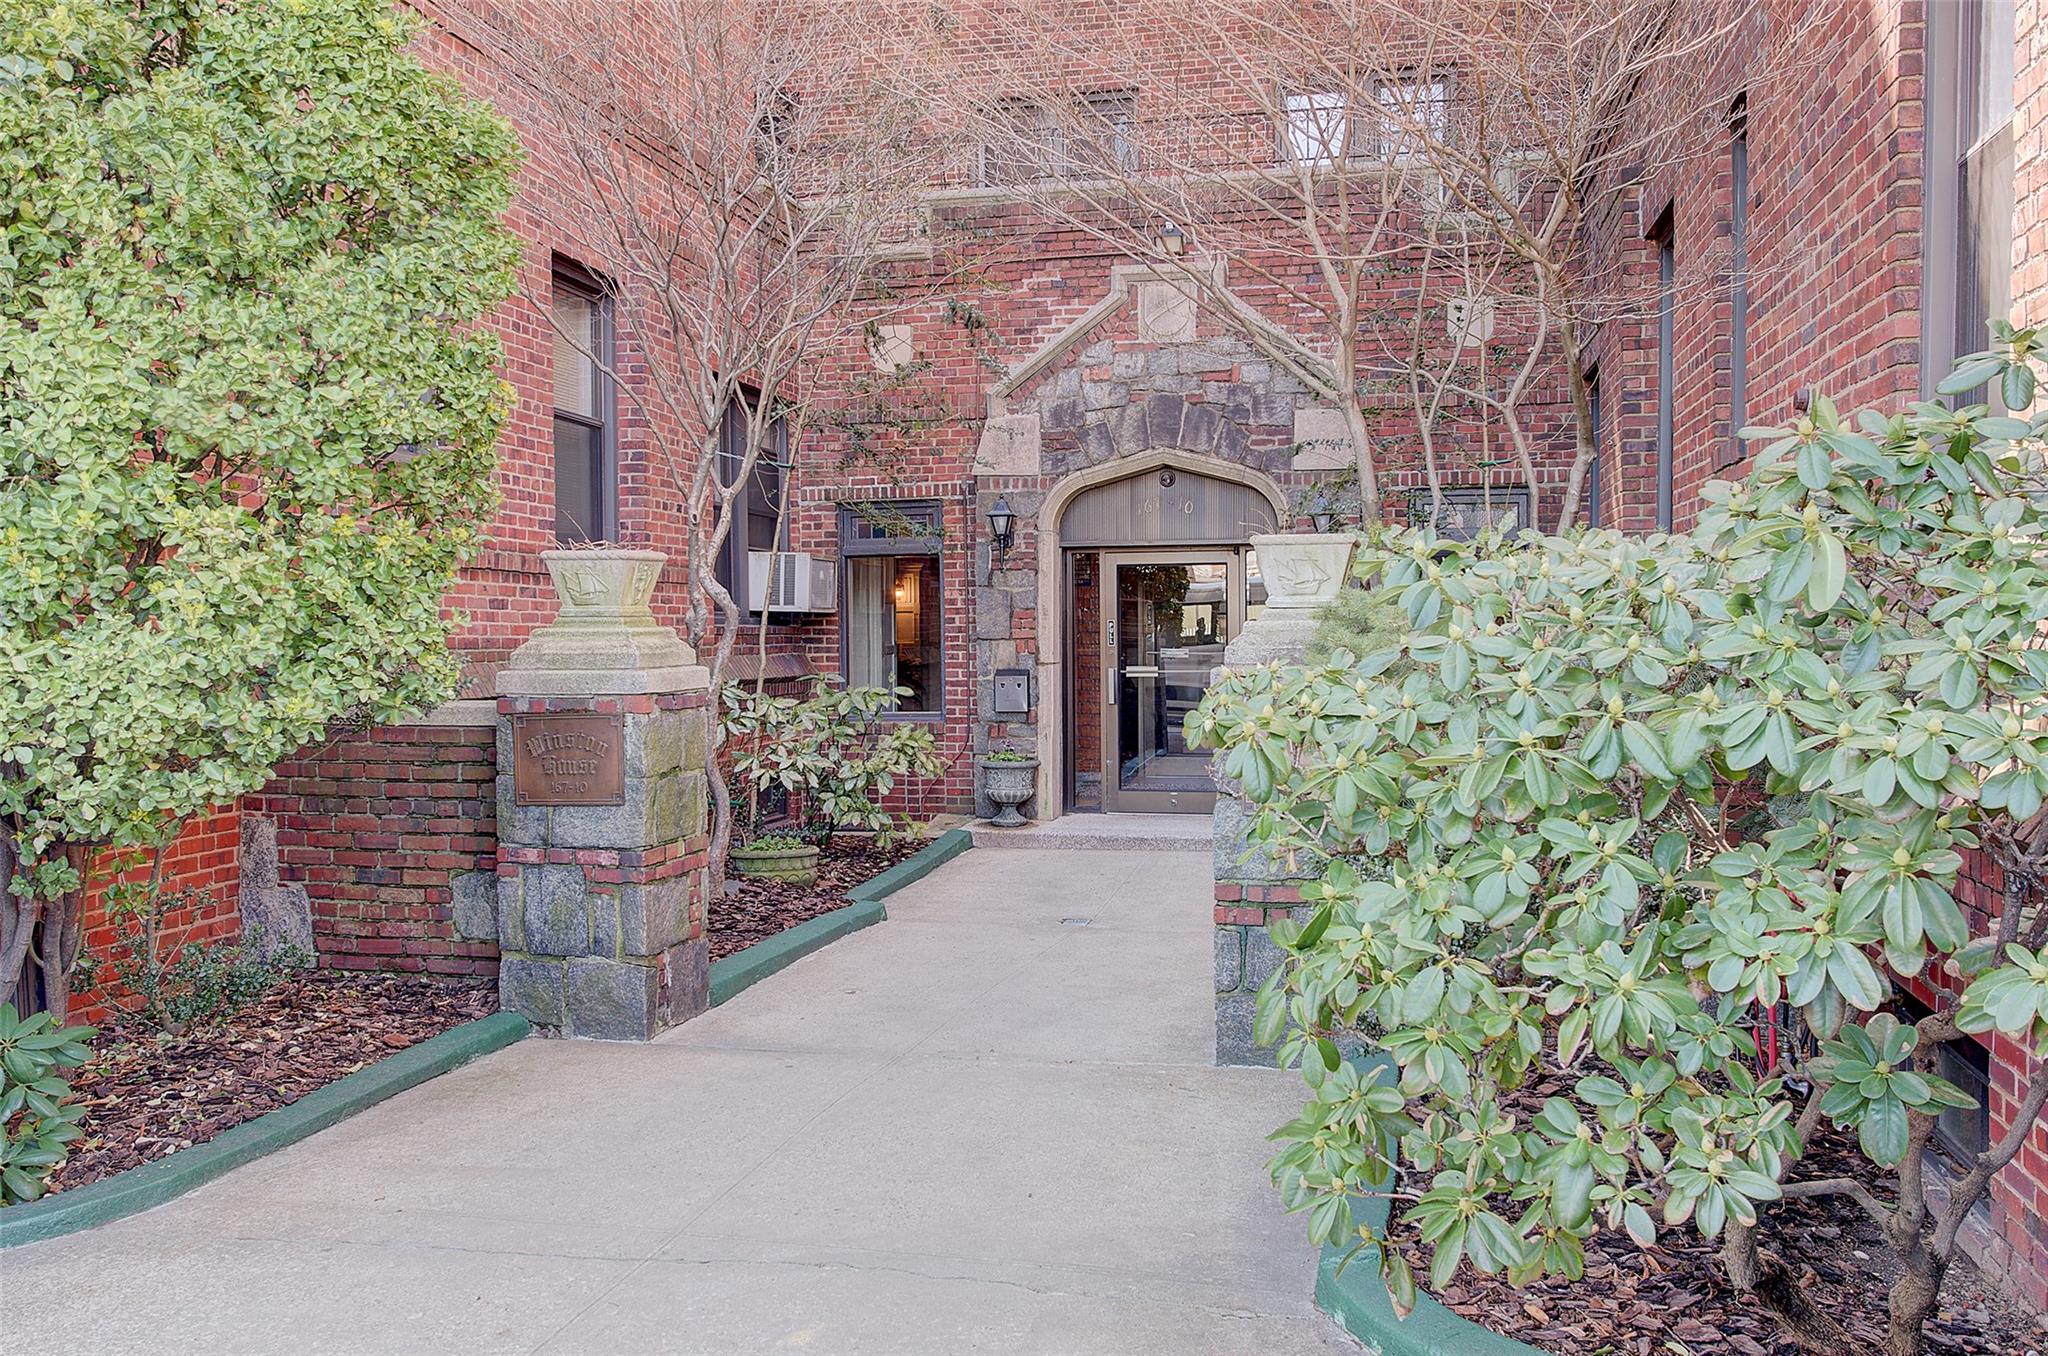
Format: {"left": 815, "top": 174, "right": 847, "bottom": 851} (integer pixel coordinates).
{"left": 722, "top": 676, "right": 945, "bottom": 847}
{"left": 1307, "top": 579, "right": 1411, "bottom": 665}
{"left": 1192, "top": 329, "right": 2048, "bottom": 1355}
{"left": 739, "top": 833, "right": 810, "bottom": 853}
{"left": 0, "top": 1002, "right": 95, "bottom": 1205}
{"left": 0, "top": 0, "right": 522, "bottom": 1019}
{"left": 74, "top": 878, "right": 311, "bottom": 1037}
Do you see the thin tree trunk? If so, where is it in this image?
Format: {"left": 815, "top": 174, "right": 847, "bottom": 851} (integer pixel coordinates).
{"left": 1719, "top": 1219, "right": 1864, "bottom": 1354}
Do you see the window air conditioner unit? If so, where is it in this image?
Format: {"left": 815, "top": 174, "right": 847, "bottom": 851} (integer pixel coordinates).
{"left": 748, "top": 550, "right": 838, "bottom": 613}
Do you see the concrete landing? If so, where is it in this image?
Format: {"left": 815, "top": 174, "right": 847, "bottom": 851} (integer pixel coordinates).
{"left": 0, "top": 848, "right": 1351, "bottom": 1356}
{"left": 971, "top": 811, "right": 1214, "bottom": 852}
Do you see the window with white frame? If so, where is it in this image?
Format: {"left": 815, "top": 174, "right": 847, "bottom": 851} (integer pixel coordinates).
{"left": 1373, "top": 75, "right": 1451, "bottom": 159}
{"left": 1281, "top": 89, "right": 1350, "bottom": 164}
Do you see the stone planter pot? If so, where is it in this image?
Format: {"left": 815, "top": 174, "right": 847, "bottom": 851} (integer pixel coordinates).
{"left": 498, "top": 548, "right": 700, "bottom": 696}
{"left": 1249, "top": 532, "right": 1357, "bottom": 611}
{"left": 978, "top": 757, "right": 1040, "bottom": 828}
{"left": 730, "top": 841, "right": 820, "bottom": 884}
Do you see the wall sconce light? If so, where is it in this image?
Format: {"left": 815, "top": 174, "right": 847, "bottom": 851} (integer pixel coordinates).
{"left": 1309, "top": 490, "right": 1337, "bottom": 533}
{"left": 987, "top": 495, "right": 1016, "bottom": 557}
{"left": 1156, "top": 221, "right": 1187, "bottom": 256}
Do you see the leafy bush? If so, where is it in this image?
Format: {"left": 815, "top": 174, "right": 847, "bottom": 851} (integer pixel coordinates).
{"left": 1307, "top": 578, "right": 1412, "bottom": 665}
{"left": 738, "top": 833, "right": 810, "bottom": 853}
{"left": 981, "top": 747, "right": 1036, "bottom": 764}
{"left": 0, "top": 0, "right": 521, "bottom": 1019}
{"left": 1191, "top": 331, "right": 2048, "bottom": 1355}
{"left": 0, "top": 1002, "right": 95, "bottom": 1205}
{"left": 75, "top": 878, "right": 311, "bottom": 1036}
{"left": 721, "top": 677, "right": 945, "bottom": 847}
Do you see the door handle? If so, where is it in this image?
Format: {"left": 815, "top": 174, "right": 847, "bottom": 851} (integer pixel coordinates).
{"left": 1123, "top": 665, "right": 1161, "bottom": 678}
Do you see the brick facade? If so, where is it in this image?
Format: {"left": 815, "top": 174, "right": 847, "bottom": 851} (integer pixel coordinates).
{"left": 246, "top": 709, "right": 501, "bottom": 981}
{"left": 64, "top": 0, "right": 2048, "bottom": 1309}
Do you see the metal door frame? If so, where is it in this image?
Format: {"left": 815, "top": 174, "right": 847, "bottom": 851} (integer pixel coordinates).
{"left": 1095, "top": 548, "right": 1245, "bottom": 814}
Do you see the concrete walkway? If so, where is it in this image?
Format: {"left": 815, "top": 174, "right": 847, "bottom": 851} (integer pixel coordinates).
{"left": 0, "top": 849, "right": 1353, "bottom": 1355}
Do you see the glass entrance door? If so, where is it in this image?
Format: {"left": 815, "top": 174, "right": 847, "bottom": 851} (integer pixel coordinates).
{"left": 1100, "top": 553, "right": 1241, "bottom": 813}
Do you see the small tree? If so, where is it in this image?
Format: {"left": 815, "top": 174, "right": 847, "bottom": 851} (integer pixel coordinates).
{"left": 503, "top": 0, "right": 966, "bottom": 875}
{"left": 0, "top": 0, "right": 520, "bottom": 1019}
{"left": 1193, "top": 332, "right": 2048, "bottom": 1356}
{"left": 934, "top": 0, "right": 1791, "bottom": 531}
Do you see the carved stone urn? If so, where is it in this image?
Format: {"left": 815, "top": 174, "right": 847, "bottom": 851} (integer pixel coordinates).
{"left": 978, "top": 754, "right": 1040, "bottom": 828}
{"left": 498, "top": 549, "right": 704, "bottom": 696}
{"left": 1249, "top": 532, "right": 1357, "bottom": 611}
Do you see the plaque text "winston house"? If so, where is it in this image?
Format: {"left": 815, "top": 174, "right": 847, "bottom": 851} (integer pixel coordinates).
{"left": 511, "top": 712, "right": 626, "bottom": 806}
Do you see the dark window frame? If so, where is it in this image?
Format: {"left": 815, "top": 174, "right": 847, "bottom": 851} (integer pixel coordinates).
{"left": 1585, "top": 365, "right": 1603, "bottom": 529}
{"left": 551, "top": 262, "right": 616, "bottom": 544}
{"left": 1418, "top": 485, "right": 1532, "bottom": 541}
{"left": 1924, "top": 0, "right": 2018, "bottom": 399}
{"left": 1727, "top": 97, "right": 1751, "bottom": 470}
{"left": 837, "top": 501, "right": 945, "bottom": 719}
{"left": 713, "top": 387, "right": 790, "bottom": 621}
{"left": 1651, "top": 207, "right": 1676, "bottom": 532}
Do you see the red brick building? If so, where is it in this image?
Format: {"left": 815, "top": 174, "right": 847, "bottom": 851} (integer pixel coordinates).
{"left": 88, "top": 0, "right": 2048, "bottom": 1308}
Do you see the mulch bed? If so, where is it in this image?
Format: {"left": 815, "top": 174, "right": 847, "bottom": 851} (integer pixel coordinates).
{"left": 46, "top": 970, "right": 495, "bottom": 1195}
{"left": 709, "top": 834, "right": 921, "bottom": 961}
{"left": 1382, "top": 1066, "right": 2046, "bottom": 1355}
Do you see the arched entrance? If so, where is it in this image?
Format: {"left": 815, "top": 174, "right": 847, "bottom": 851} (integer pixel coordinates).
{"left": 1030, "top": 452, "right": 1287, "bottom": 815}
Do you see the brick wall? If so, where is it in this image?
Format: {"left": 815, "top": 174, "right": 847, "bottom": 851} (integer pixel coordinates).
{"left": 246, "top": 709, "right": 500, "bottom": 980}
{"left": 69, "top": 809, "right": 242, "bottom": 1026}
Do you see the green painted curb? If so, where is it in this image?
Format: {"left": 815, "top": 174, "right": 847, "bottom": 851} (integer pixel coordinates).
{"left": 0, "top": 1009, "right": 530, "bottom": 1251}
{"left": 708, "top": 827, "right": 972, "bottom": 1007}
{"left": 846, "top": 827, "right": 973, "bottom": 904}
{"left": 1312, "top": 1055, "right": 1541, "bottom": 1354}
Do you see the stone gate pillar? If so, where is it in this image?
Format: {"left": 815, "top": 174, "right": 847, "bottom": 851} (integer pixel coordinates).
{"left": 1212, "top": 532, "right": 1355, "bottom": 1065}
{"left": 493, "top": 549, "right": 713, "bottom": 1040}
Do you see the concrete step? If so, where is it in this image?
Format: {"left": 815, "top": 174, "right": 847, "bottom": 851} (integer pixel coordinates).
{"left": 970, "top": 813, "right": 1213, "bottom": 852}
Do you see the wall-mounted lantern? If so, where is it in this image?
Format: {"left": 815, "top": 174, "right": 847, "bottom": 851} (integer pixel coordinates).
{"left": 987, "top": 495, "right": 1016, "bottom": 558}
{"left": 1309, "top": 490, "right": 1337, "bottom": 533}
{"left": 1155, "top": 221, "right": 1187, "bottom": 256}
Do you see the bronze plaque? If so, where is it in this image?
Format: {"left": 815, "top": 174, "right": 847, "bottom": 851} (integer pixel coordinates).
{"left": 512, "top": 713, "right": 626, "bottom": 806}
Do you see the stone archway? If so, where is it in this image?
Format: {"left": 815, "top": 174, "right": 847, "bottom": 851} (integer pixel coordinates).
{"left": 1029, "top": 450, "right": 1290, "bottom": 816}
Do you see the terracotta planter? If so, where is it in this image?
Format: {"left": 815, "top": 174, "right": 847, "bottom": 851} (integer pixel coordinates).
{"left": 978, "top": 757, "right": 1040, "bottom": 828}
{"left": 730, "top": 841, "right": 820, "bottom": 884}
{"left": 1250, "top": 532, "right": 1357, "bottom": 611}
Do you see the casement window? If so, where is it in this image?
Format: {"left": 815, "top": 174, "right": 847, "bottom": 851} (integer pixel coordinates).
{"left": 1281, "top": 90, "right": 1350, "bottom": 164}
{"left": 1651, "top": 209, "right": 1676, "bottom": 531}
{"left": 1925, "top": 0, "right": 2017, "bottom": 396}
{"left": 551, "top": 267, "right": 615, "bottom": 543}
{"left": 839, "top": 502, "right": 943, "bottom": 715}
{"left": 1726, "top": 97, "right": 1751, "bottom": 469}
{"left": 1421, "top": 486, "right": 1531, "bottom": 541}
{"left": 1373, "top": 75, "right": 1451, "bottom": 159}
{"left": 979, "top": 90, "right": 1137, "bottom": 185}
{"left": 713, "top": 389, "right": 788, "bottom": 615}
{"left": 1283, "top": 77, "right": 1448, "bottom": 166}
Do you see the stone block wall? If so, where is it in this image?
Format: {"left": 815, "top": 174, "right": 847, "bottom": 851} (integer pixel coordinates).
{"left": 494, "top": 690, "right": 713, "bottom": 1040}
{"left": 1212, "top": 798, "right": 1316, "bottom": 1066}
{"left": 247, "top": 704, "right": 500, "bottom": 979}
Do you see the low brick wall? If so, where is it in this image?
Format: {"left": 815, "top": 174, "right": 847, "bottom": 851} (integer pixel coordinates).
{"left": 247, "top": 703, "right": 500, "bottom": 979}
{"left": 70, "top": 808, "right": 243, "bottom": 1025}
